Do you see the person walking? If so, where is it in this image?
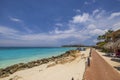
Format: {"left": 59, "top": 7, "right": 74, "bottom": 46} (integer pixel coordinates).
{"left": 87, "top": 57, "right": 90, "bottom": 67}
{"left": 89, "top": 48, "right": 92, "bottom": 57}
{"left": 71, "top": 77, "right": 74, "bottom": 80}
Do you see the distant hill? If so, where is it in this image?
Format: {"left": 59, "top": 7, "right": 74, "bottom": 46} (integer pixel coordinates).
{"left": 62, "top": 44, "right": 86, "bottom": 47}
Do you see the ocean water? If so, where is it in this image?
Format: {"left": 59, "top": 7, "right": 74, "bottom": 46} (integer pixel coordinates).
{"left": 0, "top": 47, "right": 76, "bottom": 68}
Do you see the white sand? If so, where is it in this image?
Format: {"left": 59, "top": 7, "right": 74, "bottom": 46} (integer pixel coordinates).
{"left": 96, "top": 49, "right": 120, "bottom": 73}
{"left": 1, "top": 49, "right": 90, "bottom": 80}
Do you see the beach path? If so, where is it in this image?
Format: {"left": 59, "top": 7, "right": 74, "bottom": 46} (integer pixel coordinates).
{"left": 84, "top": 49, "right": 120, "bottom": 80}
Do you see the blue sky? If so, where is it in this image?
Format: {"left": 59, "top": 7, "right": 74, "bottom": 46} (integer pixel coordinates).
{"left": 0, "top": 0, "right": 120, "bottom": 47}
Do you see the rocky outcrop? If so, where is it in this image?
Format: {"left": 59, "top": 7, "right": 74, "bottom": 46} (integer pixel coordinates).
{"left": 0, "top": 50, "right": 80, "bottom": 78}
{"left": 113, "top": 39, "right": 120, "bottom": 49}
{"left": 103, "top": 42, "right": 114, "bottom": 49}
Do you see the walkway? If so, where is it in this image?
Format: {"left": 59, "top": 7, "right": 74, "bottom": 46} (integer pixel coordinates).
{"left": 84, "top": 49, "right": 120, "bottom": 80}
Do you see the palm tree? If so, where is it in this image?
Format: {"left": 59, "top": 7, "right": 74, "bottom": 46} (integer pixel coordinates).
{"left": 97, "top": 35, "right": 105, "bottom": 40}
{"left": 97, "top": 30, "right": 113, "bottom": 41}
{"left": 96, "top": 30, "right": 114, "bottom": 48}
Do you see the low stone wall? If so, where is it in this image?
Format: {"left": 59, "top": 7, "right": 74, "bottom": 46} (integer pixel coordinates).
{"left": 0, "top": 50, "right": 80, "bottom": 78}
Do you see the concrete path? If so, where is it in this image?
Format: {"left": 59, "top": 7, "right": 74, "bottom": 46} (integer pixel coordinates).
{"left": 84, "top": 49, "right": 120, "bottom": 80}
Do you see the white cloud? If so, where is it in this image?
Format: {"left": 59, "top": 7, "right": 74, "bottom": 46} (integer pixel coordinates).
{"left": 1, "top": 9, "right": 120, "bottom": 46}
{"left": 93, "top": 9, "right": 99, "bottom": 15}
{"left": 0, "top": 39, "right": 58, "bottom": 47}
{"left": 95, "top": 10, "right": 106, "bottom": 19}
{"left": 66, "top": 9, "right": 120, "bottom": 42}
{"left": 0, "top": 25, "right": 90, "bottom": 46}
{"left": 21, "top": 9, "right": 120, "bottom": 45}
{"left": 93, "top": 39, "right": 99, "bottom": 43}
{"left": 89, "top": 29, "right": 106, "bottom": 35}
{"left": 24, "top": 27, "right": 33, "bottom": 33}
{"left": 113, "top": 22, "right": 120, "bottom": 30}
{"left": 9, "top": 16, "right": 33, "bottom": 33}
{"left": 87, "top": 24, "right": 96, "bottom": 30}
{"left": 53, "top": 27, "right": 75, "bottom": 34}
{"left": 109, "top": 12, "right": 120, "bottom": 19}
{"left": 9, "top": 17, "right": 22, "bottom": 22}
{"left": 0, "top": 26, "right": 19, "bottom": 35}
{"left": 72, "top": 13, "right": 89, "bottom": 23}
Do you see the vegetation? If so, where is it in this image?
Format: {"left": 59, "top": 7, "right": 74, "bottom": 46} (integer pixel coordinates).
{"left": 97, "top": 30, "right": 113, "bottom": 41}
{"left": 62, "top": 44, "right": 85, "bottom": 47}
{"left": 96, "top": 42, "right": 106, "bottom": 48}
{"left": 96, "top": 30, "right": 114, "bottom": 53}
{"left": 97, "top": 35, "right": 105, "bottom": 40}
{"left": 62, "top": 44, "right": 93, "bottom": 47}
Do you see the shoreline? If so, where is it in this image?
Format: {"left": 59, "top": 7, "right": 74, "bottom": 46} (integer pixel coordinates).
{"left": 0, "top": 51, "right": 67, "bottom": 69}
{"left": 0, "top": 47, "right": 76, "bottom": 68}
{"left": 0, "top": 49, "right": 80, "bottom": 78}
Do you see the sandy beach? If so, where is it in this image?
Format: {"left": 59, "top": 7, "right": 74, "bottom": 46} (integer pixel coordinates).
{"left": 1, "top": 49, "right": 90, "bottom": 80}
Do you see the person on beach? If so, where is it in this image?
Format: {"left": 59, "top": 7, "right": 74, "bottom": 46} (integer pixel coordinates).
{"left": 87, "top": 57, "right": 90, "bottom": 67}
{"left": 71, "top": 77, "right": 74, "bottom": 80}
{"left": 89, "top": 48, "right": 92, "bottom": 57}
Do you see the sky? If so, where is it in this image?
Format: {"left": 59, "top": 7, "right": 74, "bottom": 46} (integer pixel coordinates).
{"left": 0, "top": 0, "right": 120, "bottom": 47}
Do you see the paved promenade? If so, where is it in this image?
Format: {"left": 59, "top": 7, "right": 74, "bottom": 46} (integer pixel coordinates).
{"left": 84, "top": 49, "right": 120, "bottom": 80}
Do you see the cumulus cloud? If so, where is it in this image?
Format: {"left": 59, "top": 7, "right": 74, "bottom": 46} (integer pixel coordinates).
{"left": 87, "top": 24, "right": 96, "bottom": 30}
{"left": 67, "top": 9, "right": 120, "bottom": 44}
{"left": 0, "top": 25, "right": 90, "bottom": 46}
{"left": 89, "top": 29, "right": 106, "bottom": 35}
{"left": 1, "top": 9, "right": 120, "bottom": 46}
{"left": 109, "top": 12, "right": 120, "bottom": 19}
{"left": 72, "top": 13, "right": 89, "bottom": 23}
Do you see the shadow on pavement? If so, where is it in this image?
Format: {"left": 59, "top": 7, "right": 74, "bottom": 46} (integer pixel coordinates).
{"left": 114, "top": 66, "right": 120, "bottom": 71}
{"left": 111, "top": 58, "right": 120, "bottom": 63}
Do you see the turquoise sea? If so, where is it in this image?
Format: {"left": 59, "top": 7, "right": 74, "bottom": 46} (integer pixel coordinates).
{"left": 0, "top": 47, "right": 76, "bottom": 68}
